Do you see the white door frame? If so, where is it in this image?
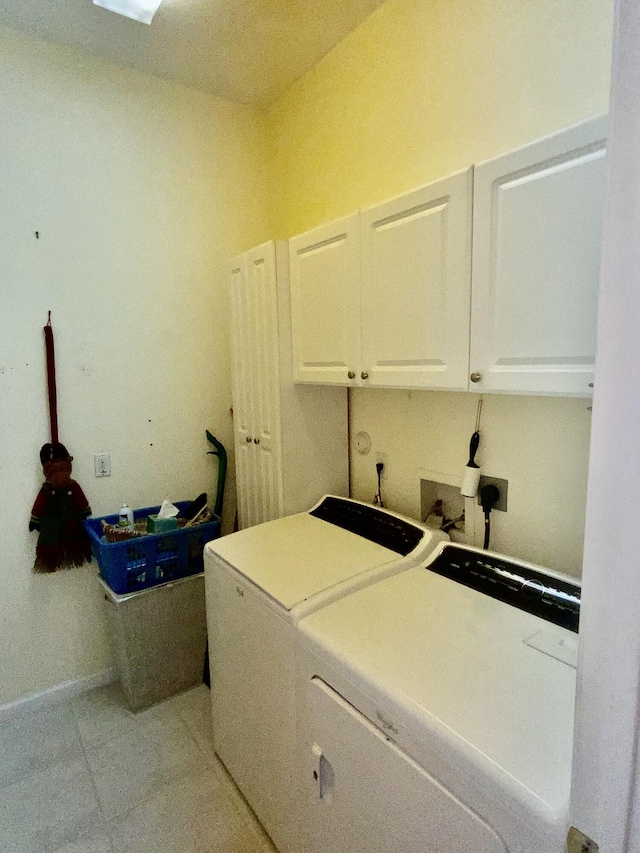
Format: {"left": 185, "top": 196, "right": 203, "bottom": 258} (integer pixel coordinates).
{"left": 571, "top": 1, "right": 640, "bottom": 850}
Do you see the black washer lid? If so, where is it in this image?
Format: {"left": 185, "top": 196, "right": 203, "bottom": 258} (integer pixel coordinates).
{"left": 310, "top": 496, "right": 424, "bottom": 557}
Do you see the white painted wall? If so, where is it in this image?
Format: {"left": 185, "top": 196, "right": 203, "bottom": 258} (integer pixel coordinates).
{"left": 0, "top": 25, "right": 269, "bottom": 706}
{"left": 350, "top": 390, "right": 592, "bottom": 576}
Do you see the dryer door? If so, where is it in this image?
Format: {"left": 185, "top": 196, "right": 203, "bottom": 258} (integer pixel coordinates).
{"left": 301, "top": 677, "right": 508, "bottom": 853}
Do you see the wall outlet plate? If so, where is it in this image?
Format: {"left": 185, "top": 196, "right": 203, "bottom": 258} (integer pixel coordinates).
{"left": 477, "top": 475, "right": 508, "bottom": 512}
{"left": 94, "top": 453, "right": 111, "bottom": 477}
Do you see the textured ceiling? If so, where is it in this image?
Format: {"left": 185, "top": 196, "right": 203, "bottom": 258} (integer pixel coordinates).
{"left": 0, "top": 0, "right": 386, "bottom": 106}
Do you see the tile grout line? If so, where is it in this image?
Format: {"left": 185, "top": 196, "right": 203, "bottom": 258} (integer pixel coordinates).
{"left": 75, "top": 688, "right": 218, "bottom": 834}
{"left": 170, "top": 690, "right": 276, "bottom": 847}
{"left": 71, "top": 700, "right": 116, "bottom": 852}
{"left": 174, "top": 702, "right": 218, "bottom": 771}
{"left": 70, "top": 690, "right": 163, "bottom": 845}
{"left": 0, "top": 684, "right": 274, "bottom": 852}
{"left": 209, "top": 746, "right": 277, "bottom": 849}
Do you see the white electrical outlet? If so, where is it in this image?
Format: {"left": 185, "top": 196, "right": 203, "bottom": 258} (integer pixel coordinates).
{"left": 376, "top": 452, "right": 388, "bottom": 478}
{"left": 94, "top": 453, "right": 111, "bottom": 477}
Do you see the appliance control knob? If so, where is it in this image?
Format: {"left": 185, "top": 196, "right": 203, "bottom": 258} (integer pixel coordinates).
{"left": 253, "top": 437, "right": 260, "bottom": 444}
{"left": 347, "top": 371, "right": 356, "bottom": 379}
{"left": 470, "top": 372, "right": 482, "bottom": 383}
{"left": 361, "top": 371, "right": 369, "bottom": 380}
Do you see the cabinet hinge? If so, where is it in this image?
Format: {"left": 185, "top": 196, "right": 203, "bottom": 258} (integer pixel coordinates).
{"left": 567, "top": 827, "right": 599, "bottom": 853}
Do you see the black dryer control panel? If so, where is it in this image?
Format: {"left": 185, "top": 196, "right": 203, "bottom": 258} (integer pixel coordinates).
{"left": 426, "top": 545, "right": 581, "bottom": 632}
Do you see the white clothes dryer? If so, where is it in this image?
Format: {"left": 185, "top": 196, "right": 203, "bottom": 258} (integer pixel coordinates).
{"left": 295, "top": 541, "right": 581, "bottom": 853}
{"left": 203, "top": 496, "right": 447, "bottom": 852}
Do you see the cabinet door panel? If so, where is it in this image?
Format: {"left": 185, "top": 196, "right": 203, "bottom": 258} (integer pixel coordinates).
{"left": 289, "top": 215, "right": 360, "bottom": 385}
{"left": 230, "top": 256, "right": 254, "bottom": 442}
{"left": 230, "top": 256, "right": 257, "bottom": 530}
{"left": 361, "top": 169, "right": 472, "bottom": 390}
{"left": 255, "top": 443, "right": 281, "bottom": 525}
{"left": 471, "top": 116, "right": 607, "bottom": 396}
{"left": 233, "top": 441, "right": 254, "bottom": 530}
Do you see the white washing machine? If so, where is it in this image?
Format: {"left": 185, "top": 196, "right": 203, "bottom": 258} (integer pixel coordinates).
{"left": 203, "top": 496, "right": 448, "bottom": 852}
{"left": 295, "top": 541, "right": 581, "bottom": 853}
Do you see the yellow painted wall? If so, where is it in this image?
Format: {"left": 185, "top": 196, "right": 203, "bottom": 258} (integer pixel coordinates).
{"left": 267, "top": 0, "right": 612, "bottom": 237}
{"left": 266, "top": 0, "right": 613, "bottom": 575}
{"left": 0, "top": 24, "right": 269, "bottom": 706}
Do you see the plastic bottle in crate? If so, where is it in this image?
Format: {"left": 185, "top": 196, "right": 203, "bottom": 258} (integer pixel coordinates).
{"left": 118, "top": 504, "right": 134, "bottom": 531}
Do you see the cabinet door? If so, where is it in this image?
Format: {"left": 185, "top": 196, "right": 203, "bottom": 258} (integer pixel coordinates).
{"left": 289, "top": 214, "right": 361, "bottom": 385}
{"left": 229, "top": 244, "right": 284, "bottom": 529}
{"left": 229, "top": 254, "right": 258, "bottom": 530}
{"left": 300, "top": 677, "right": 507, "bottom": 853}
{"left": 470, "top": 116, "right": 607, "bottom": 396}
{"left": 360, "top": 169, "right": 473, "bottom": 390}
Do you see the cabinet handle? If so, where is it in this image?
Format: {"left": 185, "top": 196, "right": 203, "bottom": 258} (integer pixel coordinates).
{"left": 347, "top": 371, "right": 355, "bottom": 380}
{"left": 470, "top": 372, "right": 482, "bottom": 383}
{"left": 253, "top": 437, "right": 260, "bottom": 444}
{"left": 361, "top": 371, "right": 369, "bottom": 380}
{"left": 245, "top": 436, "right": 252, "bottom": 442}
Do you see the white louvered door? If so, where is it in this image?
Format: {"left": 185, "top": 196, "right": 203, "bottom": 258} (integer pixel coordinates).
{"left": 229, "top": 243, "right": 284, "bottom": 529}
{"left": 229, "top": 254, "right": 256, "bottom": 529}
{"left": 245, "top": 243, "right": 284, "bottom": 526}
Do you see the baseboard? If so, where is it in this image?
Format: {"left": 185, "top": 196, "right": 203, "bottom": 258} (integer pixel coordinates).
{"left": 0, "top": 668, "right": 117, "bottom": 721}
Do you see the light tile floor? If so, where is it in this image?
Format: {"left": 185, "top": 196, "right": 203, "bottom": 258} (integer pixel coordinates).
{"left": 0, "top": 684, "right": 276, "bottom": 853}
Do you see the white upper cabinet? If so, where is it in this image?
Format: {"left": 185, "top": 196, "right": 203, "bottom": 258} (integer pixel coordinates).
{"left": 360, "top": 169, "right": 472, "bottom": 390}
{"left": 470, "top": 115, "right": 607, "bottom": 396}
{"left": 289, "top": 215, "right": 361, "bottom": 384}
{"left": 289, "top": 171, "right": 472, "bottom": 390}
{"left": 288, "top": 117, "right": 606, "bottom": 397}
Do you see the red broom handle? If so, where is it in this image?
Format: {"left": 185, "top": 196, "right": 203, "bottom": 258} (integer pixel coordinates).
{"left": 44, "top": 311, "right": 59, "bottom": 444}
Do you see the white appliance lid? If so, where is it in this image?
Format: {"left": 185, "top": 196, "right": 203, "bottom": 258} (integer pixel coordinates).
{"left": 298, "top": 564, "right": 577, "bottom": 816}
{"left": 205, "top": 512, "right": 402, "bottom": 610}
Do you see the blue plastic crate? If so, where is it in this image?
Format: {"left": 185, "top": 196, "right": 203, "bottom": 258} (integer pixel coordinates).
{"left": 85, "top": 502, "right": 221, "bottom": 595}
